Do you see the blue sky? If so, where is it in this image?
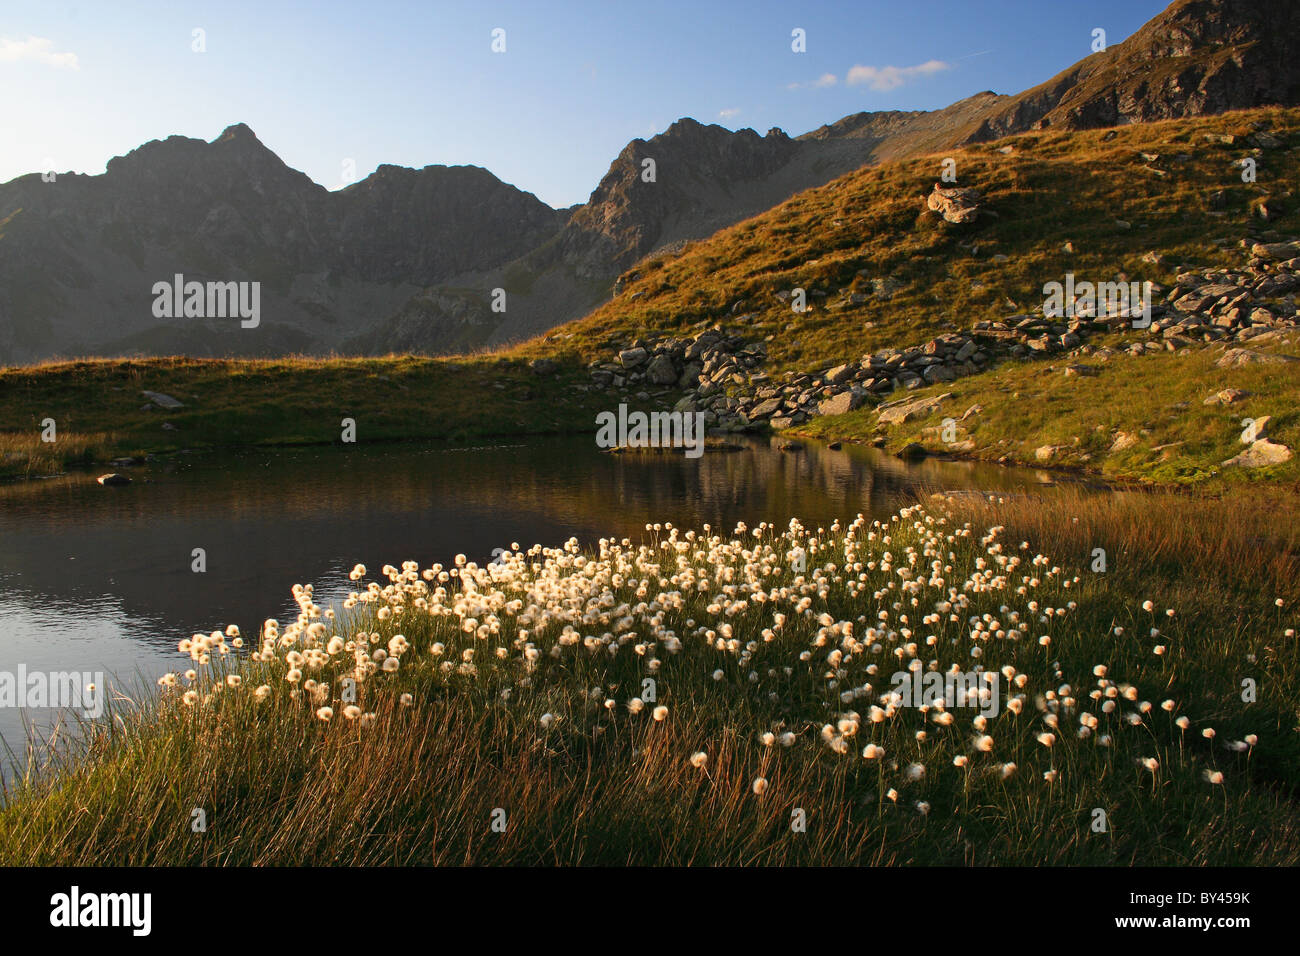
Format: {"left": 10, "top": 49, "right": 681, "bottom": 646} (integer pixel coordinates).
{"left": 2, "top": 0, "right": 1169, "bottom": 208}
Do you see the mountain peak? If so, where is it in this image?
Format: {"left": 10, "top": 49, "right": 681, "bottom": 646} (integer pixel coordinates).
{"left": 215, "top": 123, "right": 263, "bottom": 147}
{"left": 665, "top": 116, "right": 705, "bottom": 132}
{"left": 962, "top": 0, "right": 1300, "bottom": 142}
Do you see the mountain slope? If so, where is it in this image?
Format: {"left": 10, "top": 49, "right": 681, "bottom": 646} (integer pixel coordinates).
{"left": 507, "top": 104, "right": 1299, "bottom": 485}
{"left": 350, "top": 0, "right": 1300, "bottom": 357}
{"left": 516, "top": 106, "right": 1298, "bottom": 372}
{"left": 0, "top": 125, "right": 564, "bottom": 364}
{"left": 962, "top": 0, "right": 1300, "bottom": 143}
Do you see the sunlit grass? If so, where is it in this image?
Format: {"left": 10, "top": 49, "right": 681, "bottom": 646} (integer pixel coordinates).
{"left": 0, "top": 429, "right": 120, "bottom": 479}
{"left": 1, "top": 492, "right": 1296, "bottom": 865}
{"left": 514, "top": 106, "right": 1300, "bottom": 376}
{"left": 794, "top": 335, "right": 1300, "bottom": 488}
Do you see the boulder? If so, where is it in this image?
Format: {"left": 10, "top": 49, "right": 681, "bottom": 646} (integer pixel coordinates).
{"left": 871, "top": 276, "right": 906, "bottom": 299}
{"left": 1222, "top": 440, "right": 1293, "bottom": 468}
{"left": 645, "top": 354, "right": 678, "bottom": 385}
{"left": 817, "top": 389, "right": 867, "bottom": 417}
{"left": 141, "top": 390, "right": 184, "bottom": 408}
{"left": 1215, "top": 348, "right": 1300, "bottom": 368}
{"left": 824, "top": 363, "right": 856, "bottom": 385}
{"left": 528, "top": 358, "right": 558, "bottom": 376}
{"left": 1250, "top": 241, "right": 1300, "bottom": 261}
{"left": 877, "top": 393, "right": 952, "bottom": 426}
{"left": 1204, "top": 388, "right": 1250, "bottom": 405}
{"left": 97, "top": 473, "right": 132, "bottom": 486}
{"left": 618, "top": 347, "right": 649, "bottom": 368}
{"left": 1243, "top": 415, "right": 1272, "bottom": 442}
{"left": 922, "top": 364, "right": 956, "bottom": 384}
{"left": 1174, "top": 293, "right": 1214, "bottom": 313}
{"left": 926, "top": 184, "right": 981, "bottom": 224}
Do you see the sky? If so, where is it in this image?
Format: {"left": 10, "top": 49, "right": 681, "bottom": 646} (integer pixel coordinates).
{"left": 1, "top": 0, "right": 1170, "bottom": 208}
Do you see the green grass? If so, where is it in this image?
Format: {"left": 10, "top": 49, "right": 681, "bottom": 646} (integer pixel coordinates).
{"left": 0, "top": 428, "right": 122, "bottom": 480}
{"left": 1, "top": 491, "right": 1297, "bottom": 865}
{"left": 0, "top": 354, "right": 610, "bottom": 479}
{"left": 792, "top": 334, "right": 1300, "bottom": 488}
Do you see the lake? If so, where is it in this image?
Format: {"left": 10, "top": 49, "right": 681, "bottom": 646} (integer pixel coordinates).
{"left": 0, "top": 434, "right": 1076, "bottom": 772}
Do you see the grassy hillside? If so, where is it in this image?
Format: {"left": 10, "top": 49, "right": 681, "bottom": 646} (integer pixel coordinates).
{"left": 794, "top": 335, "right": 1300, "bottom": 487}
{"left": 0, "top": 354, "right": 605, "bottom": 479}
{"left": 516, "top": 105, "right": 1300, "bottom": 487}
{"left": 520, "top": 106, "right": 1299, "bottom": 369}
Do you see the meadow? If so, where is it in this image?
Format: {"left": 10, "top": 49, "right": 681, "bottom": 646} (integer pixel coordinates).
{"left": 0, "top": 354, "right": 602, "bottom": 480}
{"left": 1, "top": 488, "right": 1295, "bottom": 865}
{"left": 795, "top": 333, "right": 1300, "bottom": 487}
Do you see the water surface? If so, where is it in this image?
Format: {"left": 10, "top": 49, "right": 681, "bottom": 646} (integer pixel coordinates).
{"left": 0, "top": 434, "right": 1073, "bottom": 770}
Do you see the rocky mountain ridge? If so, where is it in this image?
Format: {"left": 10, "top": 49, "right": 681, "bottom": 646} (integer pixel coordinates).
{"left": 0, "top": 124, "right": 566, "bottom": 362}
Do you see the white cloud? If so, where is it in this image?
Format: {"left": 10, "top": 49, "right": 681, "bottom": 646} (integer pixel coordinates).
{"left": 0, "top": 36, "right": 80, "bottom": 69}
{"left": 845, "top": 59, "right": 949, "bottom": 91}
{"left": 718, "top": 107, "right": 740, "bottom": 119}
{"left": 787, "top": 72, "right": 837, "bottom": 91}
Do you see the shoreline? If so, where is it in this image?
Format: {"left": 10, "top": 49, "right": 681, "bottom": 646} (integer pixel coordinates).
{"left": 4, "top": 411, "right": 1295, "bottom": 500}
